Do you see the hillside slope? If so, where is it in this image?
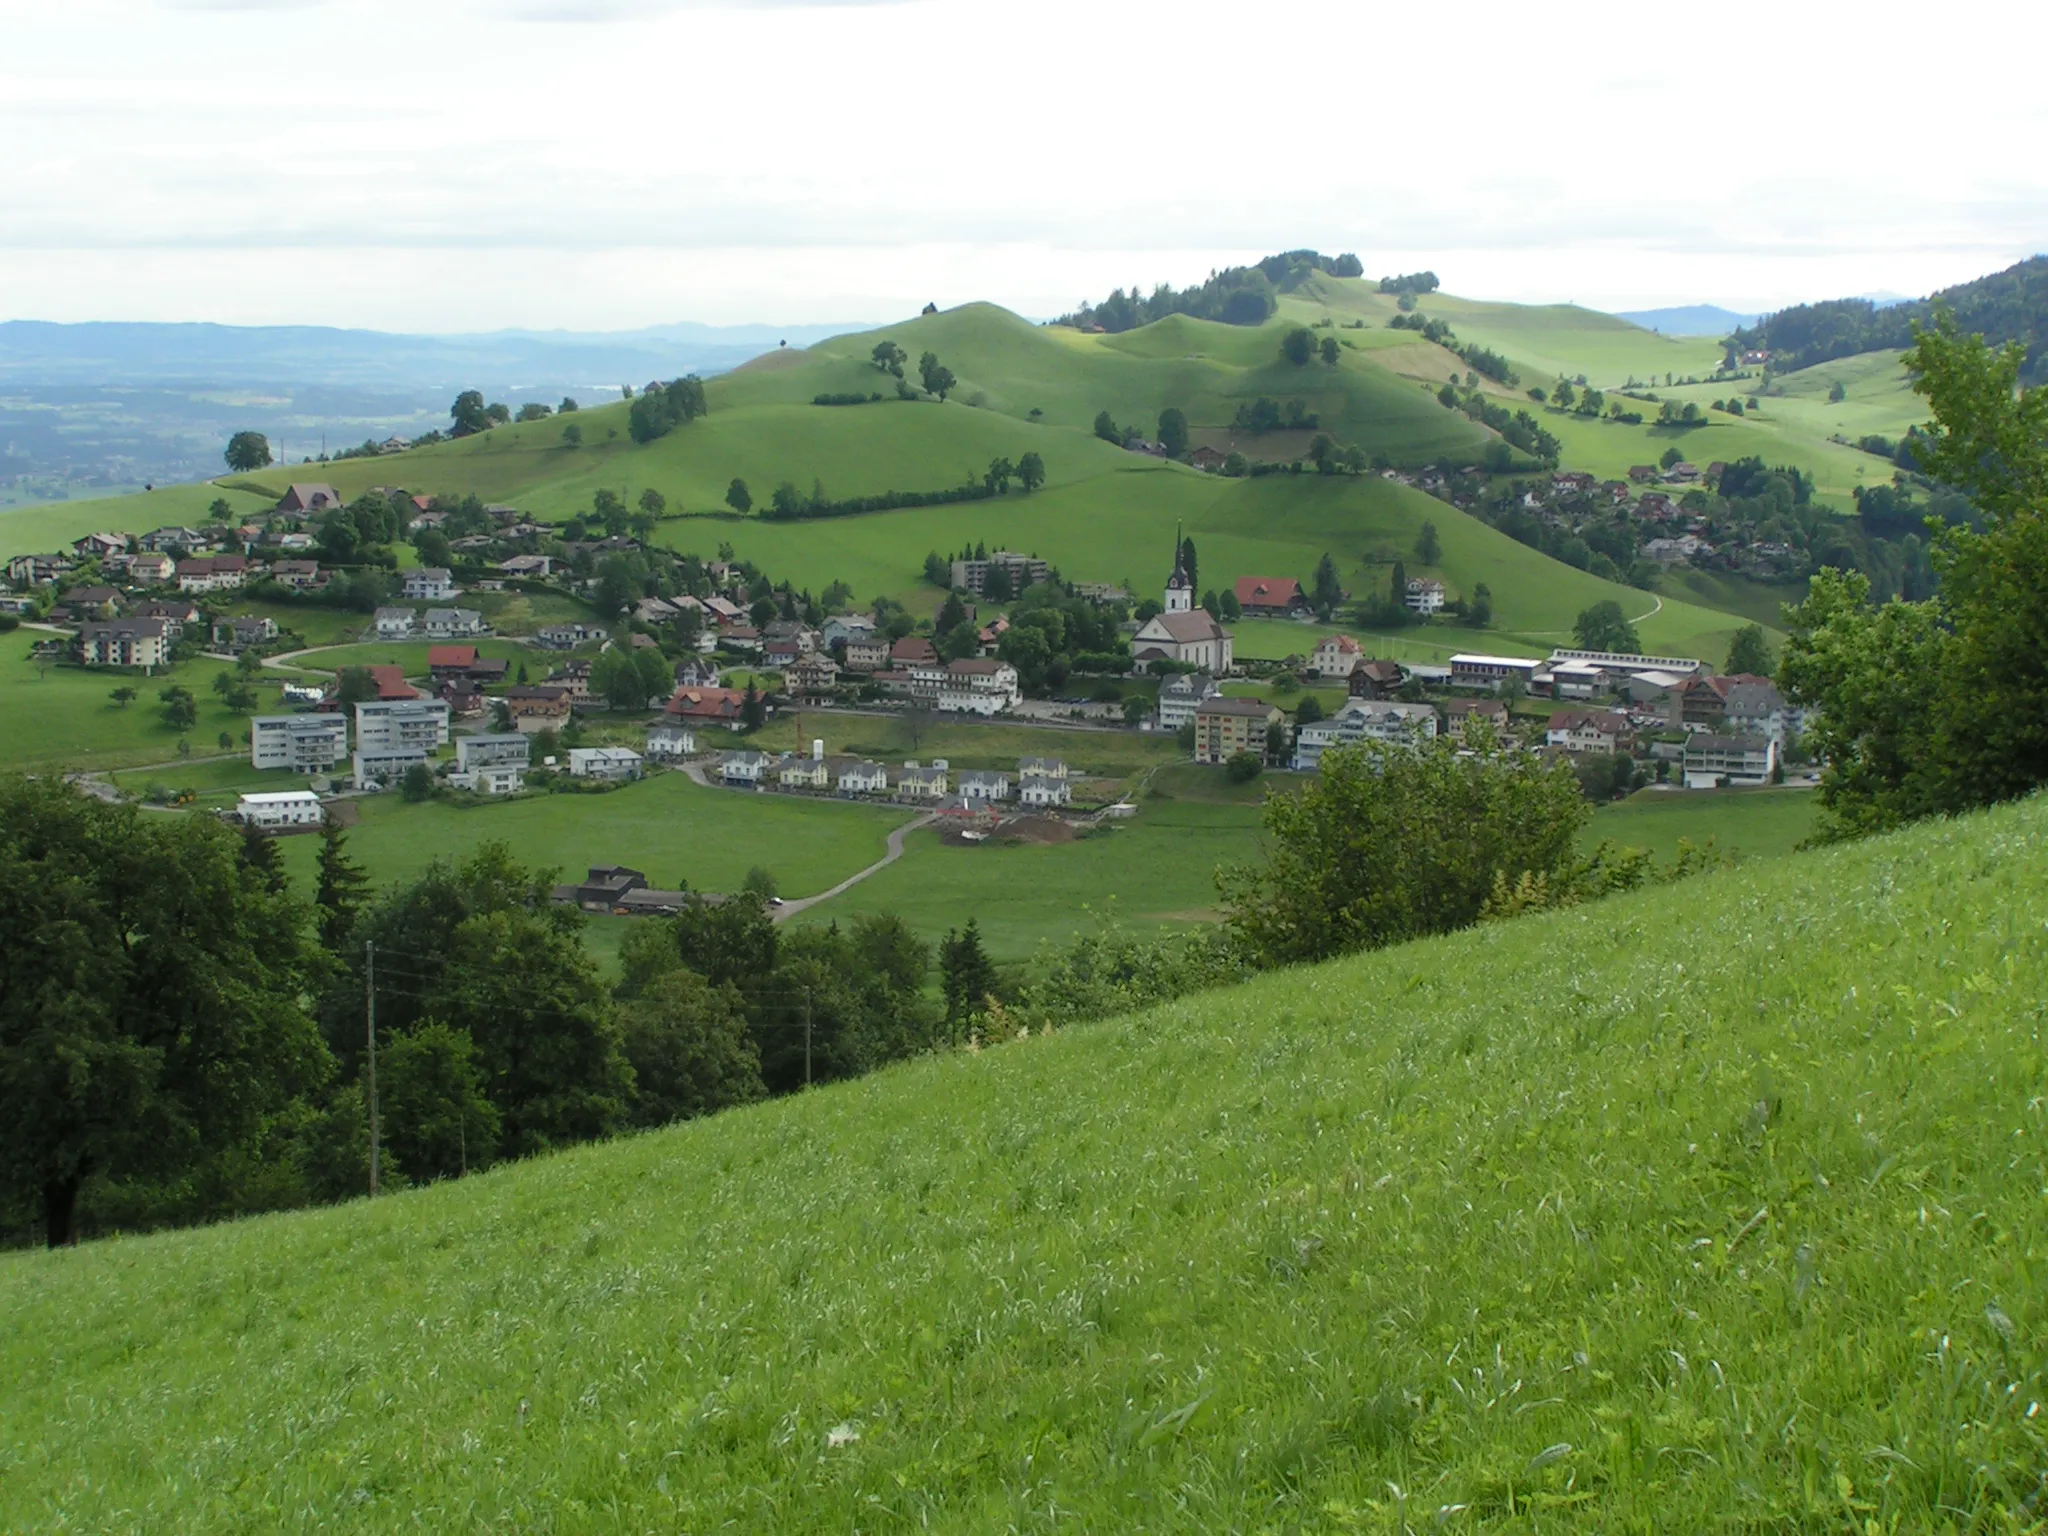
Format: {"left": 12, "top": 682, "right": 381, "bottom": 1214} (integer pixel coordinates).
{"left": 6, "top": 799, "right": 2045, "bottom": 1530}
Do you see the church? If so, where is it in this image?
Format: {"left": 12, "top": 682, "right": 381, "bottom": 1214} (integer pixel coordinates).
{"left": 1131, "top": 537, "right": 1234, "bottom": 673}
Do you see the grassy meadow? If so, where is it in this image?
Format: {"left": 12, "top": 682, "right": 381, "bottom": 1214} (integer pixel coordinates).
{"left": 4, "top": 795, "right": 2041, "bottom": 1529}
{"left": 0, "top": 652, "right": 279, "bottom": 774}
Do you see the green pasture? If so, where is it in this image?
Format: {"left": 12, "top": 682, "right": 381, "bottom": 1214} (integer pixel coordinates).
{"left": 7, "top": 792, "right": 2041, "bottom": 1528}
{"left": 268, "top": 636, "right": 542, "bottom": 678}
{"left": 742, "top": 712, "right": 1181, "bottom": 783}
{"left": 0, "top": 653, "right": 265, "bottom": 773}
{"left": 0, "top": 482, "right": 276, "bottom": 560}
{"left": 1591, "top": 784, "right": 1819, "bottom": 862}
{"left": 274, "top": 770, "right": 910, "bottom": 903}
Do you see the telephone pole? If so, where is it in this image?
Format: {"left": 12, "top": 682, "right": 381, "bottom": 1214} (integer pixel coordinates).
{"left": 365, "top": 940, "right": 381, "bottom": 1196}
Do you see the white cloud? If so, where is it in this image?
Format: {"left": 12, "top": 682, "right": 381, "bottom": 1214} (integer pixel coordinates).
{"left": 1, "top": 0, "right": 2042, "bottom": 327}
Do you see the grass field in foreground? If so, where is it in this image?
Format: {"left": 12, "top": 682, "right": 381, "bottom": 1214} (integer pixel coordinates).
{"left": 0, "top": 654, "right": 270, "bottom": 773}
{"left": 6, "top": 796, "right": 2041, "bottom": 1529}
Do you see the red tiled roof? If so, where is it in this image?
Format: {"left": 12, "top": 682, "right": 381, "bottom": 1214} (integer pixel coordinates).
{"left": 666, "top": 686, "right": 746, "bottom": 720}
{"left": 427, "top": 645, "right": 478, "bottom": 669}
{"left": 1234, "top": 576, "right": 1302, "bottom": 607}
{"left": 365, "top": 664, "right": 419, "bottom": 700}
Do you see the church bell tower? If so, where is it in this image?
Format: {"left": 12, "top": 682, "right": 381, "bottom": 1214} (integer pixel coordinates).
{"left": 1165, "top": 523, "right": 1193, "bottom": 613}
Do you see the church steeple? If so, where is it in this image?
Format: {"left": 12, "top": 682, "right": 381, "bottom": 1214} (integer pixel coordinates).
{"left": 1164, "top": 521, "right": 1192, "bottom": 613}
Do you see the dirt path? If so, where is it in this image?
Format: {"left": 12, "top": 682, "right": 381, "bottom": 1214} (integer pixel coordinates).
{"left": 773, "top": 812, "right": 936, "bottom": 922}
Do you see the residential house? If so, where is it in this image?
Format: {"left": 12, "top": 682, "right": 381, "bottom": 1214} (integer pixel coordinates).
{"left": 720, "top": 624, "right": 762, "bottom": 654}
{"left": 130, "top": 598, "right": 201, "bottom": 637}
{"left": 352, "top": 697, "right": 451, "bottom": 784}
{"left": 720, "top": 750, "right": 771, "bottom": 785}
{"left": 1723, "top": 677, "right": 1802, "bottom": 747}
{"left": 544, "top": 660, "right": 591, "bottom": 702}
{"left": 896, "top": 762, "right": 949, "bottom": 799}
{"left": 250, "top": 714, "right": 349, "bottom": 774}
{"left": 777, "top": 754, "right": 829, "bottom": 791}
{"left": 359, "top": 664, "right": 420, "bottom": 701}
{"left": 61, "top": 585, "right": 123, "bottom": 622}
{"left": 1017, "top": 756, "right": 1067, "bottom": 780}
{"left": 549, "top": 866, "right": 691, "bottom": 916}
{"left": 1450, "top": 653, "right": 1542, "bottom": 692}
{"left": 275, "top": 483, "right": 344, "bottom": 515}
{"left": 270, "top": 559, "right": 323, "bottom": 591}
{"left": 176, "top": 555, "right": 248, "bottom": 593}
{"left": 1545, "top": 710, "right": 1633, "bottom": 755}
{"left": 1189, "top": 446, "right": 1228, "bottom": 472}
{"left": 373, "top": 606, "right": 416, "bottom": 640}
{"left": 1442, "top": 697, "right": 1512, "bottom": 743}
{"left": 439, "top": 679, "right": 486, "bottom": 718}
{"left": 403, "top": 568, "right": 456, "bottom": 601}
{"left": 212, "top": 615, "right": 278, "bottom": 652}
{"left": 424, "top": 607, "right": 486, "bottom": 639}
{"left": 505, "top": 685, "right": 572, "bottom": 731}
{"left": 1156, "top": 672, "right": 1222, "bottom": 731}
{"left": 836, "top": 758, "right": 889, "bottom": 795}
{"left": 74, "top": 618, "right": 169, "bottom": 669}
{"left": 976, "top": 616, "right": 1010, "bottom": 656}
{"left": 137, "top": 526, "right": 202, "bottom": 554}
{"left": 822, "top": 614, "right": 876, "bottom": 650}
{"left": 762, "top": 619, "right": 818, "bottom": 654}
{"left": 645, "top": 723, "right": 696, "bottom": 759}
{"left": 535, "top": 622, "right": 605, "bottom": 650}
{"left": 936, "top": 658, "right": 1021, "bottom": 715}
{"left": 1682, "top": 732, "right": 1778, "bottom": 788}
{"left": 456, "top": 734, "right": 531, "bottom": 771}
{"left": 1311, "top": 634, "right": 1363, "bottom": 677}
{"left": 1405, "top": 578, "right": 1447, "bottom": 615}
{"left": 235, "top": 790, "right": 324, "bottom": 829}
{"left": 666, "top": 686, "right": 748, "bottom": 730}
{"left": 1194, "top": 697, "right": 1282, "bottom": 765}
{"left": 1347, "top": 660, "right": 1404, "bottom": 700}
{"left": 763, "top": 636, "right": 803, "bottom": 670}
{"left": 568, "top": 747, "right": 644, "bottom": 782}
{"left": 703, "top": 595, "right": 746, "bottom": 626}
{"left": 1019, "top": 772, "right": 1071, "bottom": 807}
{"left": 125, "top": 552, "right": 176, "bottom": 585}
{"left": 1664, "top": 462, "right": 1701, "bottom": 483}
{"left": 1234, "top": 576, "right": 1309, "bottom": 619}
{"left": 843, "top": 635, "right": 892, "bottom": 673}
{"left": 7, "top": 552, "right": 74, "bottom": 586}
{"left": 1131, "top": 609, "right": 1233, "bottom": 673}
{"left": 1627, "top": 464, "right": 1658, "bottom": 484}
{"left": 890, "top": 635, "right": 938, "bottom": 667}
{"left": 959, "top": 770, "right": 1012, "bottom": 801}
{"left": 1678, "top": 675, "right": 1735, "bottom": 729}
{"left": 673, "top": 656, "right": 722, "bottom": 688}
{"left": 451, "top": 763, "right": 523, "bottom": 795}
{"left": 498, "top": 554, "right": 552, "bottom": 579}
{"left": 1290, "top": 699, "right": 1438, "bottom": 772}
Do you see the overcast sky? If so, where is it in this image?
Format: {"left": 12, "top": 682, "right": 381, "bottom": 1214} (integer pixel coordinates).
{"left": 3, "top": 0, "right": 2043, "bottom": 332}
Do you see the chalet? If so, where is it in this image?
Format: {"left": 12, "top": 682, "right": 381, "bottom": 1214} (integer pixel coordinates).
{"left": 1347, "top": 659, "right": 1404, "bottom": 700}
{"left": 1663, "top": 462, "right": 1702, "bottom": 484}
{"left": 1194, "top": 697, "right": 1282, "bottom": 765}
{"left": 703, "top": 595, "right": 746, "bottom": 626}
{"left": 7, "top": 553, "right": 73, "bottom": 586}
{"left": 544, "top": 660, "right": 592, "bottom": 702}
{"left": 361, "top": 664, "right": 420, "bottom": 701}
{"left": 1234, "top": 576, "right": 1309, "bottom": 619}
{"left": 720, "top": 624, "right": 762, "bottom": 653}
{"left": 428, "top": 645, "right": 481, "bottom": 682}
{"left": 666, "top": 686, "right": 748, "bottom": 729}
{"left": 439, "top": 679, "right": 487, "bottom": 718}
{"left": 275, "top": 484, "right": 344, "bottom": 515}
{"left": 890, "top": 635, "right": 938, "bottom": 667}
{"left": 1545, "top": 710, "right": 1633, "bottom": 755}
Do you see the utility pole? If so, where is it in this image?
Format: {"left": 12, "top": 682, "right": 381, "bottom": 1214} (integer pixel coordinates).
{"left": 365, "top": 940, "right": 380, "bottom": 1196}
{"left": 803, "top": 985, "right": 813, "bottom": 1089}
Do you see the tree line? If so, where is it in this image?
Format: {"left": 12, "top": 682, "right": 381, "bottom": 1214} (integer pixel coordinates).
{"left": 1056, "top": 250, "right": 1364, "bottom": 334}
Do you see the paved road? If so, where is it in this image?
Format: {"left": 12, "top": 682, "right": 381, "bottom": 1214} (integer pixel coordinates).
{"left": 772, "top": 811, "right": 936, "bottom": 922}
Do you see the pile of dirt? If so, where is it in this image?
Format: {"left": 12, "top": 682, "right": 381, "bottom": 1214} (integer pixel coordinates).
{"left": 1001, "top": 816, "right": 1076, "bottom": 844}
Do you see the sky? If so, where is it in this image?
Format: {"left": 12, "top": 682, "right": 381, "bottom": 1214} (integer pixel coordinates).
{"left": 2, "top": 0, "right": 2044, "bottom": 333}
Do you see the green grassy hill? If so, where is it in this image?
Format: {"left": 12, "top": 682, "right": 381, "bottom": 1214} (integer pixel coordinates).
{"left": 5, "top": 796, "right": 2042, "bottom": 1530}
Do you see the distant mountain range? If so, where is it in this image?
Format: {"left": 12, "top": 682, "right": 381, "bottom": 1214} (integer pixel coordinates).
{"left": 1610, "top": 305, "right": 1760, "bottom": 337}
{"left": 0, "top": 318, "right": 872, "bottom": 393}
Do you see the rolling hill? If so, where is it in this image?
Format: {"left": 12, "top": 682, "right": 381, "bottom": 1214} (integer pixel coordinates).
{"left": 3, "top": 795, "right": 2041, "bottom": 1529}
{"left": 3, "top": 295, "right": 1778, "bottom": 660}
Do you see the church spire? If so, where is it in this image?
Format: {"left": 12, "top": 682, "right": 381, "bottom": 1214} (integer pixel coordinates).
{"left": 1164, "top": 521, "right": 1192, "bottom": 612}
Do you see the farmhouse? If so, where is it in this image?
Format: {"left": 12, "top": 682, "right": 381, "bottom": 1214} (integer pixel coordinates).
{"left": 234, "top": 790, "right": 324, "bottom": 829}
{"left": 890, "top": 635, "right": 938, "bottom": 667}
{"left": 250, "top": 714, "right": 349, "bottom": 774}
{"left": 1234, "top": 576, "right": 1309, "bottom": 619}
{"left": 1194, "top": 697, "right": 1281, "bottom": 765}
{"left": 666, "top": 686, "right": 748, "bottom": 729}
{"left": 360, "top": 664, "right": 420, "bottom": 701}
{"left": 1347, "top": 659, "right": 1405, "bottom": 700}
{"left": 73, "top": 618, "right": 169, "bottom": 669}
